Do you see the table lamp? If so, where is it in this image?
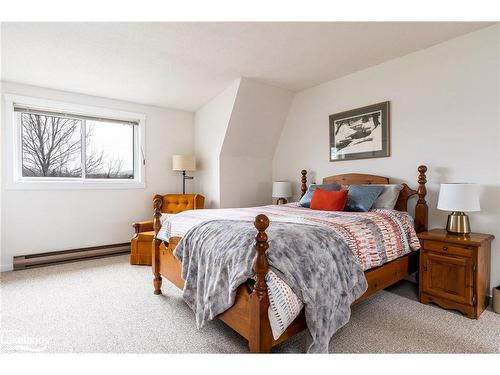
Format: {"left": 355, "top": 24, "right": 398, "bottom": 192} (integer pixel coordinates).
{"left": 172, "top": 155, "right": 196, "bottom": 194}
{"left": 272, "top": 181, "right": 292, "bottom": 205}
{"left": 437, "top": 183, "right": 480, "bottom": 234}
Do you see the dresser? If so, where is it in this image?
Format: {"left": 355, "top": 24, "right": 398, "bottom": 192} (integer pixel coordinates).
{"left": 417, "top": 229, "right": 494, "bottom": 319}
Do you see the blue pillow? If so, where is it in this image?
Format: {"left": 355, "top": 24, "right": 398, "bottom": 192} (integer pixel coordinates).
{"left": 299, "top": 184, "right": 341, "bottom": 208}
{"left": 345, "top": 185, "right": 385, "bottom": 212}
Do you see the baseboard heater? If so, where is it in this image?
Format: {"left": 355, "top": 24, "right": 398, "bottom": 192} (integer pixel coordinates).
{"left": 13, "top": 243, "right": 130, "bottom": 270}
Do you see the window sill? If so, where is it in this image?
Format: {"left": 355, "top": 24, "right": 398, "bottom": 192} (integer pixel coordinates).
{"left": 5, "top": 179, "right": 146, "bottom": 190}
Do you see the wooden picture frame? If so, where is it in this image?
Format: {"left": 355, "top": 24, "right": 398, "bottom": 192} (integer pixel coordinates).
{"left": 329, "top": 101, "right": 390, "bottom": 161}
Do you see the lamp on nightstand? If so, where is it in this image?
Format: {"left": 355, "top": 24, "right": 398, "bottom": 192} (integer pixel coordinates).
{"left": 172, "top": 155, "right": 196, "bottom": 194}
{"left": 272, "top": 181, "right": 292, "bottom": 205}
{"left": 437, "top": 183, "right": 480, "bottom": 234}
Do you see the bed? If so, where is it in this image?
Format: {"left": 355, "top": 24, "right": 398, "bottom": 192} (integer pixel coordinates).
{"left": 151, "top": 165, "right": 428, "bottom": 353}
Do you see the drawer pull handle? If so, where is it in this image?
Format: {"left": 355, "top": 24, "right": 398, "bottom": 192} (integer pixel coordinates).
{"left": 442, "top": 246, "right": 448, "bottom": 251}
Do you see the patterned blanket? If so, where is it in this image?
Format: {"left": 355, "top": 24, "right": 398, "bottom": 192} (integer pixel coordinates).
{"left": 158, "top": 203, "right": 420, "bottom": 270}
{"left": 174, "top": 219, "right": 368, "bottom": 353}
{"left": 157, "top": 203, "right": 420, "bottom": 345}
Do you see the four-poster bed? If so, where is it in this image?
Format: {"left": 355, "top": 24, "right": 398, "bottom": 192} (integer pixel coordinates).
{"left": 151, "top": 165, "right": 428, "bottom": 353}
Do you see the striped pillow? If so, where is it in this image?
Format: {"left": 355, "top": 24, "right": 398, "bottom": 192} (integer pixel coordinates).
{"left": 266, "top": 270, "right": 304, "bottom": 340}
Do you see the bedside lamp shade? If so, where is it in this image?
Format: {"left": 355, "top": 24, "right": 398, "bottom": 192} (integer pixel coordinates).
{"left": 272, "top": 181, "right": 292, "bottom": 198}
{"left": 437, "top": 183, "right": 480, "bottom": 234}
{"left": 172, "top": 155, "right": 196, "bottom": 171}
{"left": 272, "top": 181, "right": 292, "bottom": 205}
{"left": 437, "top": 184, "right": 480, "bottom": 212}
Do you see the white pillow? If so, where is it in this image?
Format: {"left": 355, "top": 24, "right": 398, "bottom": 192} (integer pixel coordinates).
{"left": 370, "top": 184, "right": 403, "bottom": 209}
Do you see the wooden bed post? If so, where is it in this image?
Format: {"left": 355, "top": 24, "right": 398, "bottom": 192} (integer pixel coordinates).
{"left": 300, "top": 170, "right": 307, "bottom": 198}
{"left": 414, "top": 165, "right": 428, "bottom": 233}
{"left": 248, "top": 214, "right": 273, "bottom": 353}
{"left": 152, "top": 195, "right": 163, "bottom": 295}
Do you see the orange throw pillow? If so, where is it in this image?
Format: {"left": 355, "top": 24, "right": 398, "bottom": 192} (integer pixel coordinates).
{"left": 310, "top": 188, "right": 348, "bottom": 211}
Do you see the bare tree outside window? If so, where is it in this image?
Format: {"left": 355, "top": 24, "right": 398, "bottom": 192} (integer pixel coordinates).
{"left": 21, "top": 113, "right": 134, "bottom": 179}
{"left": 22, "top": 113, "right": 82, "bottom": 177}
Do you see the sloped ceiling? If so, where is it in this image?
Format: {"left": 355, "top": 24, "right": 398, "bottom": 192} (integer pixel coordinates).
{"left": 219, "top": 79, "right": 293, "bottom": 208}
{"left": 1, "top": 22, "right": 493, "bottom": 111}
{"left": 221, "top": 78, "right": 293, "bottom": 158}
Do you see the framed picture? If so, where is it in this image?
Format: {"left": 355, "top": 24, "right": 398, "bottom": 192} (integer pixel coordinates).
{"left": 329, "top": 101, "right": 390, "bottom": 161}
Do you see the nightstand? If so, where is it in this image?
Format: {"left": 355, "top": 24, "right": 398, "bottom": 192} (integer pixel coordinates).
{"left": 417, "top": 229, "right": 494, "bottom": 319}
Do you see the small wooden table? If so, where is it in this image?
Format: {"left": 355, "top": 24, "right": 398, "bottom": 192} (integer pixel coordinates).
{"left": 417, "top": 229, "right": 494, "bottom": 319}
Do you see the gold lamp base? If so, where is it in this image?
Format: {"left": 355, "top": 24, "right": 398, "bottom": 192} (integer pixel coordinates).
{"left": 276, "top": 198, "right": 287, "bottom": 205}
{"left": 446, "top": 211, "right": 471, "bottom": 234}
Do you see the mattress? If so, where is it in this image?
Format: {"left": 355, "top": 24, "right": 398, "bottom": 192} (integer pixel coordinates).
{"left": 157, "top": 203, "right": 420, "bottom": 339}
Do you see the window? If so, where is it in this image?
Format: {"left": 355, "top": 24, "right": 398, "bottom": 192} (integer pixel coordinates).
{"left": 4, "top": 95, "right": 146, "bottom": 189}
{"left": 19, "top": 112, "right": 135, "bottom": 180}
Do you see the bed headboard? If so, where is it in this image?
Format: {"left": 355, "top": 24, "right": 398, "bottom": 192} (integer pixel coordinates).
{"left": 299, "top": 165, "right": 428, "bottom": 233}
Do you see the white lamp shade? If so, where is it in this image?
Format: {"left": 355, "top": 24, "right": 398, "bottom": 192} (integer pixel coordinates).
{"left": 172, "top": 155, "right": 196, "bottom": 171}
{"left": 272, "top": 181, "right": 292, "bottom": 198}
{"left": 437, "top": 183, "right": 480, "bottom": 212}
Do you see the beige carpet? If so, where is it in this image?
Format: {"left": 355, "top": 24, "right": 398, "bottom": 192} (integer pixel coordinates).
{"left": 1, "top": 255, "right": 499, "bottom": 353}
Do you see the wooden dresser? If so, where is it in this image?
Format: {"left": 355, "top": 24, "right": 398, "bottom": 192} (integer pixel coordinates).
{"left": 418, "top": 229, "right": 494, "bottom": 319}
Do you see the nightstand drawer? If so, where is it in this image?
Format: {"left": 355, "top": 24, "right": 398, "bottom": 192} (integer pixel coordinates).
{"left": 423, "top": 240, "right": 473, "bottom": 258}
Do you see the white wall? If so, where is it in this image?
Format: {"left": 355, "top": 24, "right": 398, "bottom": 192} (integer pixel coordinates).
{"left": 194, "top": 79, "right": 240, "bottom": 208}
{"left": 220, "top": 155, "right": 273, "bottom": 208}
{"left": 273, "top": 25, "right": 500, "bottom": 287}
{"left": 1, "top": 82, "right": 194, "bottom": 271}
{"left": 220, "top": 78, "right": 293, "bottom": 208}
{"left": 194, "top": 78, "right": 293, "bottom": 209}
{"left": 0, "top": 25, "right": 3, "bottom": 269}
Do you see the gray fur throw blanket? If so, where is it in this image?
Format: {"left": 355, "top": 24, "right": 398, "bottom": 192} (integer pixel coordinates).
{"left": 174, "top": 219, "right": 368, "bottom": 353}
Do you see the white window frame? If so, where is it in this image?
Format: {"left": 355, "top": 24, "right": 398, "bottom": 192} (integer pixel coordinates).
{"left": 3, "top": 94, "right": 146, "bottom": 190}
